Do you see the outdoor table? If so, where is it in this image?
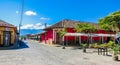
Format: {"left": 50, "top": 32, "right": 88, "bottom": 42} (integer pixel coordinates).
{"left": 98, "top": 48, "right": 108, "bottom": 56}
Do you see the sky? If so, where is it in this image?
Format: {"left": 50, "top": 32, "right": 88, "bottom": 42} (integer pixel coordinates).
{"left": 0, "top": 0, "right": 120, "bottom": 30}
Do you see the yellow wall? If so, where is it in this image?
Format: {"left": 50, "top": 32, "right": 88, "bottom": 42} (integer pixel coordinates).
{"left": 0, "top": 27, "right": 17, "bottom": 45}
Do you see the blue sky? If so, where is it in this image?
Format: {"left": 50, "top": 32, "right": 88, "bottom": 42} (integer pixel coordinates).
{"left": 0, "top": 0, "right": 120, "bottom": 30}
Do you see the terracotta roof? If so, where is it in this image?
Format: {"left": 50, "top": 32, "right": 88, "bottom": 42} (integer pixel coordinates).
{"left": 0, "top": 20, "right": 16, "bottom": 27}
{"left": 44, "top": 19, "right": 99, "bottom": 30}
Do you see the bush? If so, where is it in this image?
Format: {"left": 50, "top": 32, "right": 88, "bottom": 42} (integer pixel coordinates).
{"left": 110, "top": 43, "right": 119, "bottom": 55}
{"left": 99, "top": 43, "right": 108, "bottom": 48}
{"left": 93, "top": 43, "right": 99, "bottom": 48}
{"left": 89, "top": 44, "right": 93, "bottom": 48}
{"left": 107, "top": 41, "right": 114, "bottom": 47}
{"left": 81, "top": 43, "right": 88, "bottom": 48}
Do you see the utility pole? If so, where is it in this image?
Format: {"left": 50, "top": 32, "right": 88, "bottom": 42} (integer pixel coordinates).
{"left": 18, "top": 0, "right": 24, "bottom": 44}
{"left": 44, "top": 23, "right": 47, "bottom": 44}
{"left": 19, "top": 0, "right": 24, "bottom": 35}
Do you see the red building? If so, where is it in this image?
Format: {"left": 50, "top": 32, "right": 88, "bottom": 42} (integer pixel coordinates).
{"left": 39, "top": 19, "right": 115, "bottom": 45}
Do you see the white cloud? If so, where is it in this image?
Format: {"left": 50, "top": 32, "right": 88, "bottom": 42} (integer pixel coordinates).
{"left": 24, "top": 11, "right": 37, "bottom": 16}
{"left": 20, "top": 23, "right": 46, "bottom": 30}
{"left": 36, "top": 23, "right": 42, "bottom": 26}
{"left": 40, "top": 17, "right": 50, "bottom": 20}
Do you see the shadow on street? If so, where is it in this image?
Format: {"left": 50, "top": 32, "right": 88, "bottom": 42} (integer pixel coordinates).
{"left": 17, "top": 40, "right": 29, "bottom": 49}
{"left": 0, "top": 40, "right": 29, "bottom": 50}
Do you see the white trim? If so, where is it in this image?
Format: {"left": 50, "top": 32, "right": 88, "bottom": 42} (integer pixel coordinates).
{"left": 65, "top": 33, "right": 88, "bottom": 36}
{"left": 62, "top": 36, "right": 64, "bottom": 41}
{"left": 91, "top": 34, "right": 115, "bottom": 37}
{"left": 53, "top": 29, "right": 54, "bottom": 41}
{"left": 79, "top": 36, "right": 81, "bottom": 44}
{"left": 64, "top": 33, "right": 115, "bottom": 37}
{"left": 55, "top": 31, "right": 56, "bottom": 43}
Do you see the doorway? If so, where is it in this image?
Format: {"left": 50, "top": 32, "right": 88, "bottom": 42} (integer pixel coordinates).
{"left": 56, "top": 33, "right": 61, "bottom": 44}
{"left": 3, "top": 31, "right": 11, "bottom": 46}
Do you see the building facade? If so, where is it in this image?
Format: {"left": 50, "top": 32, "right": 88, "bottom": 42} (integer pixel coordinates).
{"left": 29, "top": 19, "right": 115, "bottom": 45}
{"left": 0, "top": 20, "right": 18, "bottom": 47}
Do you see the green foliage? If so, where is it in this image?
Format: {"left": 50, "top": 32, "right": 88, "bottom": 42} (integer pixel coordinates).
{"left": 107, "top": 41, "right": 114, "bottom": 47}
{"left": 74, "top": 23, "right": 96, "bottom": 33}
{"left": 81, "top": 43, "right": 88, "bottom": 48}
{"left": 20, "top": 36, "right": 24, "bottom": 39}
{"left": 93, "top": 43, "right": 99, "bottom": 48}
{"left": 98, "top": 19, "right": 112, "bottom": 31}
{"left": 98, "top": 10, "right": 120, "bottom": 32}
{"left": 98, "top": 41, "right": 115, "bottom": 48}
{"left": 110, "top": 44, "right": 119, "bottom": 55}
{"left": 58, "top": 28, "right": 66, "bottom": 37}
{"left": 89, "top": 44, "right": 93, "bottom": 48}
{"left": 74, "top": 24, "right": 83, "bottom": 32}
{"left": 99, "top": 43, "right": 108, "bottom": 48}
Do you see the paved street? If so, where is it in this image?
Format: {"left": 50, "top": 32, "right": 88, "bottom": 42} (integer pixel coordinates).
{"left": 0, "top": 40, "right": 120, "bottom": 65}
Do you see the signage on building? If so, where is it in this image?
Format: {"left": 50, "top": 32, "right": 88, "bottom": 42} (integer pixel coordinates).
{"left": 5, "top": 28, "right": 10, "bottom": 31}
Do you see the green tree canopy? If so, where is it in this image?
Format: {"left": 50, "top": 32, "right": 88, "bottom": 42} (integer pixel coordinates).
{"left": 98, "top": 10, "right": 120, "bottom": 33}
{"left": 74, "top": 23, "right": 96, "bottom": 44}
{"left": 74, "top": 23, "right": 96, "bottom": 33}
{"left": 58, "top": 28, "right": 66, "bottom": 37}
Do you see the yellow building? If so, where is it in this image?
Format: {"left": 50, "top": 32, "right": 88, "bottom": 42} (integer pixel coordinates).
{"left": 0, "top": 20, "right": 18, "bottom": 47}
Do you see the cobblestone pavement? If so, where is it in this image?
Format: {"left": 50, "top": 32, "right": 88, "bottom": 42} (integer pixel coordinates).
{"left": 0, "top": 40, "right": 120, "bottom": 65}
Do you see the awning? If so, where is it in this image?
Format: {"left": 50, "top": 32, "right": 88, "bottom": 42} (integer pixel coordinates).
{"left": 64, "top": 33, "right": 115, "bottom": 37}
{"left": 91, "top": 34, "right": 115, "bottom": 37}
{"left": 65, "top": 33, "right": 88, "bottom": 36}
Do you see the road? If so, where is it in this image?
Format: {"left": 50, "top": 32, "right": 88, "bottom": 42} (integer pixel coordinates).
{"left": 0, "top": 40, "right": 119, "bottom": 65}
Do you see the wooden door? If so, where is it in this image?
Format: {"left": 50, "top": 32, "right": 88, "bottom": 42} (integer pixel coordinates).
{"left": 3, "top": 31, "right": 11, "bottom": 46}
{"left": 56, "top": 33, "right": 61, "bottom": 44}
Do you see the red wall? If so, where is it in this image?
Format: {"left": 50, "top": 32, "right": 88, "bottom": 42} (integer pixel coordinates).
{"left": 41, "top": 34, "right": 45, "bottom": 43}
{"left": 41, "top": 28, "right": 112, "bottom": 44}
{"left": 64, "top": 28, "right": 110, "bottom": 43}
{"left": 41, "top": 29, "right": 53, "bottom": 44}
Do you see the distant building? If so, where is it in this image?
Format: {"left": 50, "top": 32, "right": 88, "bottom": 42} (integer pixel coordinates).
{"left": 0, "top": 20, "right": 18, "bottom": 47}
{"left": 26, "top": 34, "right": 40, "bottom": 40}
{"left": 29, "top": 19, "right": 115, "bottom": 45}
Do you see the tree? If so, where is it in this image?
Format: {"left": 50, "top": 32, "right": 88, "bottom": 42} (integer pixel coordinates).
{"left": 20, "top": 36, "right": 25, "bottom": 40}
{"left": 74, "top": 23, "right": 83, "bottom": 33}
{"left": 74, "top": 23, "right": 96, "bottom": 44}
{"left": 58, "top": 28, "right": 66, "bottom": 49}
{"left": 98, "top": 10, "right": 120, "bottom": 33}
{"left": 58, "top": 28, "right": 66, "bottom": 37}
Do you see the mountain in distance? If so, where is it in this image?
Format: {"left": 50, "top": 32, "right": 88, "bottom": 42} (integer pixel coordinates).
{"left": 20, "top": 29, "right": 42, "bottom": 36}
